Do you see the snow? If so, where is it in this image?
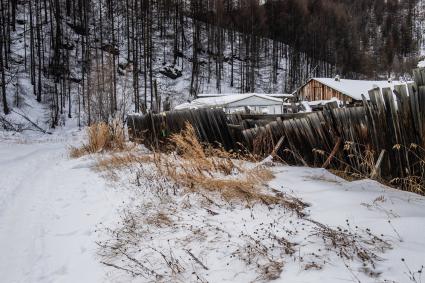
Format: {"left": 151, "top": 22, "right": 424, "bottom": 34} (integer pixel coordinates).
{"left": 301, "top": 101, "right": 313, "bottom": 112}
{"left": 0, "top": 132, "right": 125, "bottom": 283}
{"left": 271, "top": 167, "right": 425, "bottom": 282}
{"left": 96, "top": 152, "right": 425, "bottom": 282}
{"left": 419, "top": 60, "right": 425, "bottom": 68}
{"left": 304, "top": 97, "right": 342, "bottom": 108}
{"left": 309, "top": 78, "right": 411, "bottom": 101}
{"left": 1, "top": 132, "right": 425, "bottom": 282}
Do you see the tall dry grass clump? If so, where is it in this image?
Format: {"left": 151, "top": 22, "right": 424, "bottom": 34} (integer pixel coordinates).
{"left": 70, "top": 119, "right": 126, "bottom": 158}
{"left": 167, "top": 124, "right": 245, "bottom": 174}
{"left": 154, "top": 123, "right": 278, "bottom": 203}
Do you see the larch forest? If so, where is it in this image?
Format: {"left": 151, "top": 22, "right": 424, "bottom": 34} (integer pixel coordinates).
{"left": 0, "top": 0, "right": 424, "bottom": 126}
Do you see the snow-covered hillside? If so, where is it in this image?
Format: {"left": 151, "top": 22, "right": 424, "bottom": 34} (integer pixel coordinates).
{"left": 0, "top": 1, "right": 334, "bottom": 130}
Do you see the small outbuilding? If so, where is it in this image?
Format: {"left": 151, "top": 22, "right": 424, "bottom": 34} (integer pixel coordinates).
{"left": 174, "top": 93, "right": 285, "bottom": 114}
{"left": 197, "top": 93, "right": 294, "bottom": 101}
{"left": 296, "top": 77, "right": 408, "bottom": 103}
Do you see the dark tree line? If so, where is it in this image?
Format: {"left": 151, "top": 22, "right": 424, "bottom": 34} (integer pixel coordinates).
{"left": 196, "top": 0, "right": 421, "bottom": 76}
{"left": 0, "top": 0, "right": 422, "bottom": 126}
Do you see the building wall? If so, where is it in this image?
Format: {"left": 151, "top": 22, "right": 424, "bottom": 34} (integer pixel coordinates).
{"left": 225, "top": 105, "right": 282, "bottom": 114}
{"left": 298, "top": 80, "right": 353, "bottom": 103}
{"left": 225, "top": 97, "right": 283, "bottom": 114}
{"left": 224, "top": 102, "right": 282, "bottom": 114}
{"left": 228, "top": 96, "right": 283, "bottom": 107}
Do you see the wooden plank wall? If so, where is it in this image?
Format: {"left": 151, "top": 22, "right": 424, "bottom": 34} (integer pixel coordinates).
{"left": 128, "top": 67, "right": 425, "bottom": 194}
{"left": 242, "top": 68, "right": 425, "bottom": 191}
{"left": 299, "top": 79, "right": 353, "bottom": 103}
{"left": 127, "top": 108, "right": 236, "bottom": 150}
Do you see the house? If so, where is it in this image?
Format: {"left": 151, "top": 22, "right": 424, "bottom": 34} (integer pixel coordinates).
{"left": 296, "top": 77, "right": 409, "bottom": 104}
{"left": 197, "top": 93, "right": 294, "bottom": 101}
{"left": 174, "top": 93, "right": 285, "bottom": 114}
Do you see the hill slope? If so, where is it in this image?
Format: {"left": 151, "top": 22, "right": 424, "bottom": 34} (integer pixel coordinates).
{"left": 0, "top": 0, "right": 423, "bottom": 130}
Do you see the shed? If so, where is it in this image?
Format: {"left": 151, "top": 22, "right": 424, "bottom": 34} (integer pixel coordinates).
{"left": 174, "top": 93, "right": 284, "bottom": 114}
{"left": 297, "top": 78, "right": 409, "bottom": 103}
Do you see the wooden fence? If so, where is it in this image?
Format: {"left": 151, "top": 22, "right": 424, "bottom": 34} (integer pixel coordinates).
{"left": 242, "top": 68, "right": 425, "bottom": 188}
{"left": 127, "top": 108, "right": 236, "bottom": 150}
{"left": 128, "top": 67, "right": 425, "bottom": 193}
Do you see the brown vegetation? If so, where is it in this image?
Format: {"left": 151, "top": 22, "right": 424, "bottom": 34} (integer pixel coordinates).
{"left": 154, "top": 123, "right": 282, "bottom": 204}
{"left": 96, "top": 152, "right": 152, "bottom": 171}
{"left": 95, "top": 122, "right": 396, "bottom": 282}
{"left": 70, "top": 119, "right": 126, "bottom": 158}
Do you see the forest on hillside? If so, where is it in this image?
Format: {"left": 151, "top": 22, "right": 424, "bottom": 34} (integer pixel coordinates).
{"left": 0, "top": 0, "right": 423, "bottom": 126}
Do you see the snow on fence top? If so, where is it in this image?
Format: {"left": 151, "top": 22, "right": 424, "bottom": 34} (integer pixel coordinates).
{"left": 310, "top": 78, "right": 411, "bottom": 101}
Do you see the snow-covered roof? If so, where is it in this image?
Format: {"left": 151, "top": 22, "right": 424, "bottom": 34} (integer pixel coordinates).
{"left": 174, "top": 93, "right": 282, "bottom": 110}
{"left": 267, "top": 93, "right": 294, "bottom": 99}
{"left": 197, "top": 93, "right": 293, "bottom": 99}
{"left": 308, "top": 78, "right": 410, "bottom": 100}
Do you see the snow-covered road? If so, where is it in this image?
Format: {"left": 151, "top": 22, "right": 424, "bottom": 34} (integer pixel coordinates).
{"left": 0, "top": 138, "right": 120, "bottom": 283}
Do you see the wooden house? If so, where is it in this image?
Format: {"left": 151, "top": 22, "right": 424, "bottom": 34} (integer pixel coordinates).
{"left": 296, "top": 77, "right": 408, "bottom": 104}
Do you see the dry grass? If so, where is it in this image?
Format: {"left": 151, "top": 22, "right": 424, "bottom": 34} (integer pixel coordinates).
{"left": 91, "top": 122, "right": 308, "bottom": 212}
{"left": 314, "top": 141, "right": 425, "bottom": 195}
{"left": 96, "top": 152, "right": 153, "bottom": 171}
{"left": 234, "top": 235, "right": 285, "bottom": 281}
{"left": 252, "top": 128, "right": 274, "bottom": 157}
{"left": 388, "top": 143, "right": 425, "bottom": 195}
{"left": 89, "top": 122, "right": 283, "bottom": 205}
{"left": 70, "top": 119, "right": 126, "bottom": 158}
{"left": 154, "top": 123, "right": 281, "bottom": 204}
{"left": 391, "top": 176, "right": 425, "bottom": 195}
{"left": 145, "top": 211, "right": 173, "bottom": 228}
{"left": 307, "top": 218, "right": 391, "bottom": 271}
{"left": 166, "top": 124, "right": 249, "bottom": 173}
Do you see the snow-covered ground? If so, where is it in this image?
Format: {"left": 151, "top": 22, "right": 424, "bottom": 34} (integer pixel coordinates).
{"left": 1, "top": 133, "right": 425, "bottom": 282}
{"left": 0, "top": 131, "right": 125, "bottom": 283}
{"left": 271, "top": 167, "right": 425, "bottom": 282}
